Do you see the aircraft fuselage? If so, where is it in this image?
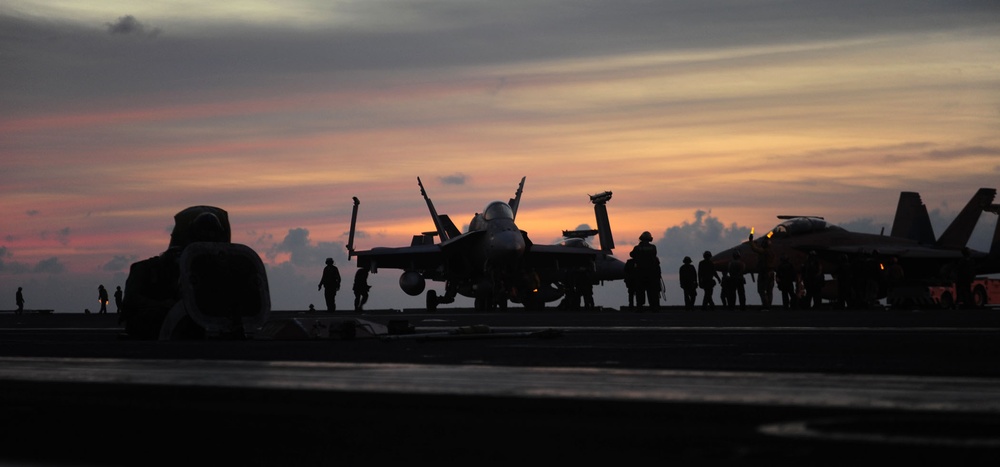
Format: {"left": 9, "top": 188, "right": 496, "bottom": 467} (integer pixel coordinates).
{"left": 466, "top": 201, "right": 526, "bottom": 272}
{"left": 712, "top": 219, "right": 992, "bottom": 285}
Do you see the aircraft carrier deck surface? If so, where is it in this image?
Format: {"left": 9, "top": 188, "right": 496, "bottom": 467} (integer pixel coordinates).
{"left": 1, "top": 306, "right": 999, "bottom": 465}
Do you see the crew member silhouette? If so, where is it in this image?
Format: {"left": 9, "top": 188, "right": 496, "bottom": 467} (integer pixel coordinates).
{"left": 748, "top": 233, "right": 775, "bottom": 310}
{"left": 861, "top": 250, "right": 883, "bottom": 308}
{"left": 802, "top": 251, "right": 824, "bottom": 309}
{"left": 720, "top": 270, "right": 733, "bottom": 308}
{"left": 955, "top": 247, "right": 976, "bottom": 309}
{"left": 15, "top": 287, "right": 24, "bottom": 315}
{"left": 886, "top": 256, "right": 905, "bottom": 309}
{"left": 629, "top": 231, "right": 661, "bottom": 311}
{"left": 98, "top": 285, "right": 110, "bottom": 314}
{"left": 775, "top": 255, "right": 798, "bottom": 309}
{"left": 679, "top": 256, "right": 698, "bottom": 310}
{"left": 624, "top": 259, "right": 641, "bottom": 309}
{"left": 114, "top": 286, "right": 124, "bottom": 314}
{"left": 318, "top": 258, "right": 341, "bottom": 312}
{"left": 834, "top": 254, "right": 853, "bottom": 309}
{"left": 577, "top": 266, "right": 595, "bottom": 310}
{"left": 698, "top": 251, "right": 720, "bottom": 310}
{"left": 727, "top": 252, "right": 746, "bottom": 310}
{"left": 353, "top": 267, "right": 371, "bottom": 311}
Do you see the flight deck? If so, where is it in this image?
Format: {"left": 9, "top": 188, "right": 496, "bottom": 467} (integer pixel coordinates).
{"left": 1, "top": 307, "right": 998, "bottom": 465}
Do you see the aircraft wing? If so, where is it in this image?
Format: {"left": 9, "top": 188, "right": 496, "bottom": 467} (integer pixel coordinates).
{"left": 352, "top": 244, "right": 444, "bottom": 273}
{"left": 353, "top": 230, "right": 486, "bottom": 272}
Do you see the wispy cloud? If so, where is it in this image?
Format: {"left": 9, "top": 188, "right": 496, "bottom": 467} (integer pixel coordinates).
{"left": 105, "top": 15, "right": 161, "bottom": 37}
{"left": 926, "top": 146, "right": 1000, "bottom": 160}
{"left": 439, "top": 174, "right": 468, "bottom": 185}
{"left": 33, "top": 257, "right": 65, "bottom": 274}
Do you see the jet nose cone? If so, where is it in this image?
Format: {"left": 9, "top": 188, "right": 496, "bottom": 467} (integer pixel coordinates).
{"left": 489, "top": 230, "right": 525, "bottom": 261}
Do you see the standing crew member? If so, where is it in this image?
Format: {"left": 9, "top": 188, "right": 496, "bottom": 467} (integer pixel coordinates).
{"left": 15, "top": 287, "right": 25, "bottom": 315}
{"left": 775, "top": 255, "right": 798, "bottom": 309}
{"left": 727, "top": 252, "right": 747, "bottom": 310}
{"left": 834, "top": 254, "right": 853, "bottom": 309}
{"left": 114, "top": 286, "right": 124, "bottom": 314}
{"left": 698, "top": 251, "right": 720, "bottom": 310}
{"left": 802, "top": 251, "right": 824, "bottom": 309}
{"left": 748, "top": 233, "right": 776, "bottom": 310}
{"left": 624, "top": 259, "right": 642, "bottom": 309}
{"left": 886, "top": 256, "right": 905, "bottom": 309}
{"left": 955, "top": 247, "right": 976, "bottom": 309}
{"left": 630, "top": 231, "right": 661, "bottom": 311}
{"left": 576, "top": 266, "right": 595, "bottom": 310}
{"left": 679, "top": 256, "right": 698, "bottom": 310}
{"left": 353, "top": 267, "right": 371, "bottom": 312}
{"left": 318, "top": 258, "right": 341, "bottom": 312}
{"left": 98, "top": 285, "right": 110, "bottom": 314}
{"left": 862, "top": 250, "right": 883, "bottom": 309}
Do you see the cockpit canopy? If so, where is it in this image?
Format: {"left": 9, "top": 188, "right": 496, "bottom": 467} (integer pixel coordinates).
{"left": 767, "top": 217, "right": 845, "bottom": 239}
{"left": 483, "top": 201, "right": 514, "bottom": 221}
{"left": 469, "top": 201, "right": 514, "bottom": 231}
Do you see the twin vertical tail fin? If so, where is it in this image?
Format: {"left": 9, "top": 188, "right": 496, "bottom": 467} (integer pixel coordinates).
{"left": 509, "top": 176, "right": 525, "bottom": 221}
{"left": 936, "top": 188, "right": 997, "bottom": 249}
{"left": 890, "top": 192, "right": 935, "bottom": 243}
{"left": 890, "top": 188, "right": 998, "bottom": 264}
{"left": 418, "top": 177, "right": 451, "bottom": 243}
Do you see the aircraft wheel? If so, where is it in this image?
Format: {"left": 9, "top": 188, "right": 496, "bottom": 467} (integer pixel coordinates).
{"left": 939, "top": 291, "right": 954, "bottom": 310}
{"left": 426, "top": 290, "right": 438, "bottom": 312}
{"left": 973, "top": 286, "right": 988, "bottom": 308}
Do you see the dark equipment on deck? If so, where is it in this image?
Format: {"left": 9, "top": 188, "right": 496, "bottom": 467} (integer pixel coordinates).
{"left": 120, "top": 206, "right": 270, "bottom": 340}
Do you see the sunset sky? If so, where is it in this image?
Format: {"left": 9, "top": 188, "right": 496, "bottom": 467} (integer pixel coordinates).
{"left": 3, "top": 1, "right": 998, "bottom": 313}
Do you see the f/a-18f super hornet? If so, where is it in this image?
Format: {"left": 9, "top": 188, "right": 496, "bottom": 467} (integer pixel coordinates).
{"left": 711, "top": 188, "right": 1000, "bottom": 294}
{"left": 347, "top": 177, "right": 625, "bottom": 310}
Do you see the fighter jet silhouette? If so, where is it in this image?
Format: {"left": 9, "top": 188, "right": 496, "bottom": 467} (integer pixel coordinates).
{"left": 347, "top": 177, "right": 624, "bottom": 310}
{"left": 711, "top": 188, "right": 999, "bottom": 288}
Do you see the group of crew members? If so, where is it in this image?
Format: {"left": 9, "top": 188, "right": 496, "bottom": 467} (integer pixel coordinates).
{"left": 668, "top": 234, "right": 902, "bottom": 311}
{"left": 667, "top": 235, "right": 979, "bottom": 311}
{"left": 318, "top": 258, "right": 371, "bottom": 312}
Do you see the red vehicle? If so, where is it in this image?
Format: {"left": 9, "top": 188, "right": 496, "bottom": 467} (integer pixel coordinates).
{"left": 928, "top": 277, "right": 1000, "bottom": 309}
